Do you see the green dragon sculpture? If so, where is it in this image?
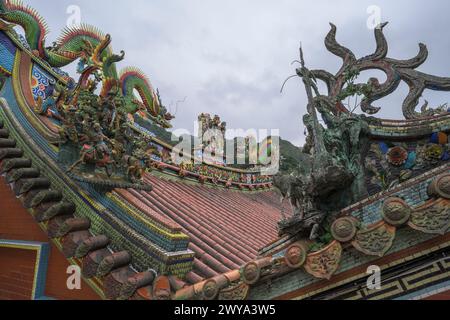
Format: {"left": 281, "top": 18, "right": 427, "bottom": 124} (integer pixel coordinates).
{"left": 119, "top": 67, "right": 174, "bottom": 125}
{"left": 0, "top": 0, "right": 174, "bottom": 128}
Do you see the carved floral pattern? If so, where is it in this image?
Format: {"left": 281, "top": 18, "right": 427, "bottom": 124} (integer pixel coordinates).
{"left": 218, "top": 283, "right": 250, "bottom": 300}
{"left": 352, "top": 222, "right": 396, "bottom": 257}
{"left": 242, "top": 262, "right": 260, "bottom": 285}
{"left": 425, "top": 145, "right": 443, "bottom": 162}
{"left": 304, "top": 241, "right": 342, "bottom": 280}
{"left": 387, "top": 147, "right": 408, "bottom": 166}
{"left": 202, "top": 280, "right": 219, "bottom": 300}
{"left": 408, "top": 199, "right": 450, "bottom": 235}
{"left": 241, "top": 258, "right": 273, "bottom": 285}
{"left": 428, "top": 173, "right": 450, "bottom": 199}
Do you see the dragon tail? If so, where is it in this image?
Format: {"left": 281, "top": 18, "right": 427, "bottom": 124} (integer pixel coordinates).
{"left": 119, "top": 67, "right": 160, "bottom": 117}
{"left": 0, "top": 0, "right": 48, "bottom": 55}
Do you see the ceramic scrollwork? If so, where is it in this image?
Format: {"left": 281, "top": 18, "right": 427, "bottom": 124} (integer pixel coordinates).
{"left": 352, "top": 221, "right": 396, "bottom": 257}
{"left": 304, "top": 240, "right": 342, "bottom": 280}
{"left": 218, "top": 283, "right": 250, "bottom": 300}
{"left": 408, "top": 198, "right": 450, "bottom": 235}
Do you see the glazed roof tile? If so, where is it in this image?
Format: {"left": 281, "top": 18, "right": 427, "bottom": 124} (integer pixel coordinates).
{"left": 131, "top": 174, "right": 289, "bottom": 282}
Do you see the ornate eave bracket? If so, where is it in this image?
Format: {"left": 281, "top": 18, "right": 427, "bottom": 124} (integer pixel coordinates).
{"left": 303, "top": 241, "right": 343, "bottom": 280}
{"left": 408, "top": 173, "right": 450, "bottom": 234}
{"left": 351, "top": 221, "right": 396, "bottom": 257}
{"left": 327, "top": 172, "right": 450, "bottom": 261}
{"left": 263, "top": 174, "right": 449, "bottom": 285}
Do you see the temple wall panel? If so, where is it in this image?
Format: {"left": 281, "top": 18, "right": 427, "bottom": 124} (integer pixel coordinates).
{"left": 0, "top": 177, "right": 100, "bottom": 300}
{"left": 0, "top": 247, "right": 35, "bottom": 299}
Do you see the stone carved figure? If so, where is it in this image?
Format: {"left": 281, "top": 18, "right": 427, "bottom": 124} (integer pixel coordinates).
{"left": 277, "top": 21, "right": 450, "bottom": 240}
{"left": 277, "top": 42, "right": 372, "bottom": 240}
{"left": 197, "top": 113, "right": 227, "bottom": 157}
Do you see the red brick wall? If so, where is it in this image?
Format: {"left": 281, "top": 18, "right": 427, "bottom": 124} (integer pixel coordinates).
{"left": 44, "top": 252, "right": 100, "bottom": 300}
{"left": 0, "top": 247, "right": 35, "bottom": 300}
{"left": 0, "top": 177, "right": 100, "bottom": 300}
{"left": 0, "top": 178, "right": 48, "bottom": 242}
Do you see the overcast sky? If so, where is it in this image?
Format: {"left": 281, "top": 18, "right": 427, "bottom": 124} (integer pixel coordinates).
{"left": 25, "top": 0, "right": 450, "bottom": 146}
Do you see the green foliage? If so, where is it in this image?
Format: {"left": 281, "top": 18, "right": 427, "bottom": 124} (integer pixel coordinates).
{"left": 308, "top": 225, "right": 333, "bottom": 252}
{"left": 336, "top": 67, "right": 373, "bottom": 108}
{"left": 279, "top": 139, "right": 303, "bottom": 174}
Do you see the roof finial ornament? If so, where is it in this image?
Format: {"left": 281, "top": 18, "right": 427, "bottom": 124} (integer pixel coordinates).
{"left": 281, "top": 22, "right": 449, "bottom": 119}
{"left": 296, "top": 44, "right": 329, "bottom": 170}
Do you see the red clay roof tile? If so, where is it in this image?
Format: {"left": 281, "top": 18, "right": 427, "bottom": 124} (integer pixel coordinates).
{"left": 130, "top": 173, "right": 290, "bottom": 282}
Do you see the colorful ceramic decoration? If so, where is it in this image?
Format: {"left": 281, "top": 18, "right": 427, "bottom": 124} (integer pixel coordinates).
{"left": 387, "top": 146, "right": 408, "bottom": 166}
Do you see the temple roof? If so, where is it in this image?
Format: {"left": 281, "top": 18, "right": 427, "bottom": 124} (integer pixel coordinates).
{"left": 121, "top": 174, "right": 288, "bottom": 283}
{"left": 0, "top": 1, "right": 449, "bottom": 301}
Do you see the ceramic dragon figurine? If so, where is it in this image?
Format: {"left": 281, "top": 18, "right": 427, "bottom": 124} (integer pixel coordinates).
{"left": 0, "top": 0, "right": 174, "bottom": 128}
{"left": 119, "top": 67, "right": 174, "bottom": 127}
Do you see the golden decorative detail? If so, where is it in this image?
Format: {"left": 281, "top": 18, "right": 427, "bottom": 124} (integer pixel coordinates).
{"left": 304, "top": 241, "right": 342, "bottom": 280}
{"left": 425, "top": 145, "right": 443, "bottom": 162}
{"left": 408, "top": 198, "right": 450, "bottom": 235}
{"left": 352, "top": 221, "right": 396, "bottom": 257}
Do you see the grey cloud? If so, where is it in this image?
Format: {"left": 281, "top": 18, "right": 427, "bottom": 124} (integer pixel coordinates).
{"left": 26, "top": 0, "right": 450, "bottom": 146}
